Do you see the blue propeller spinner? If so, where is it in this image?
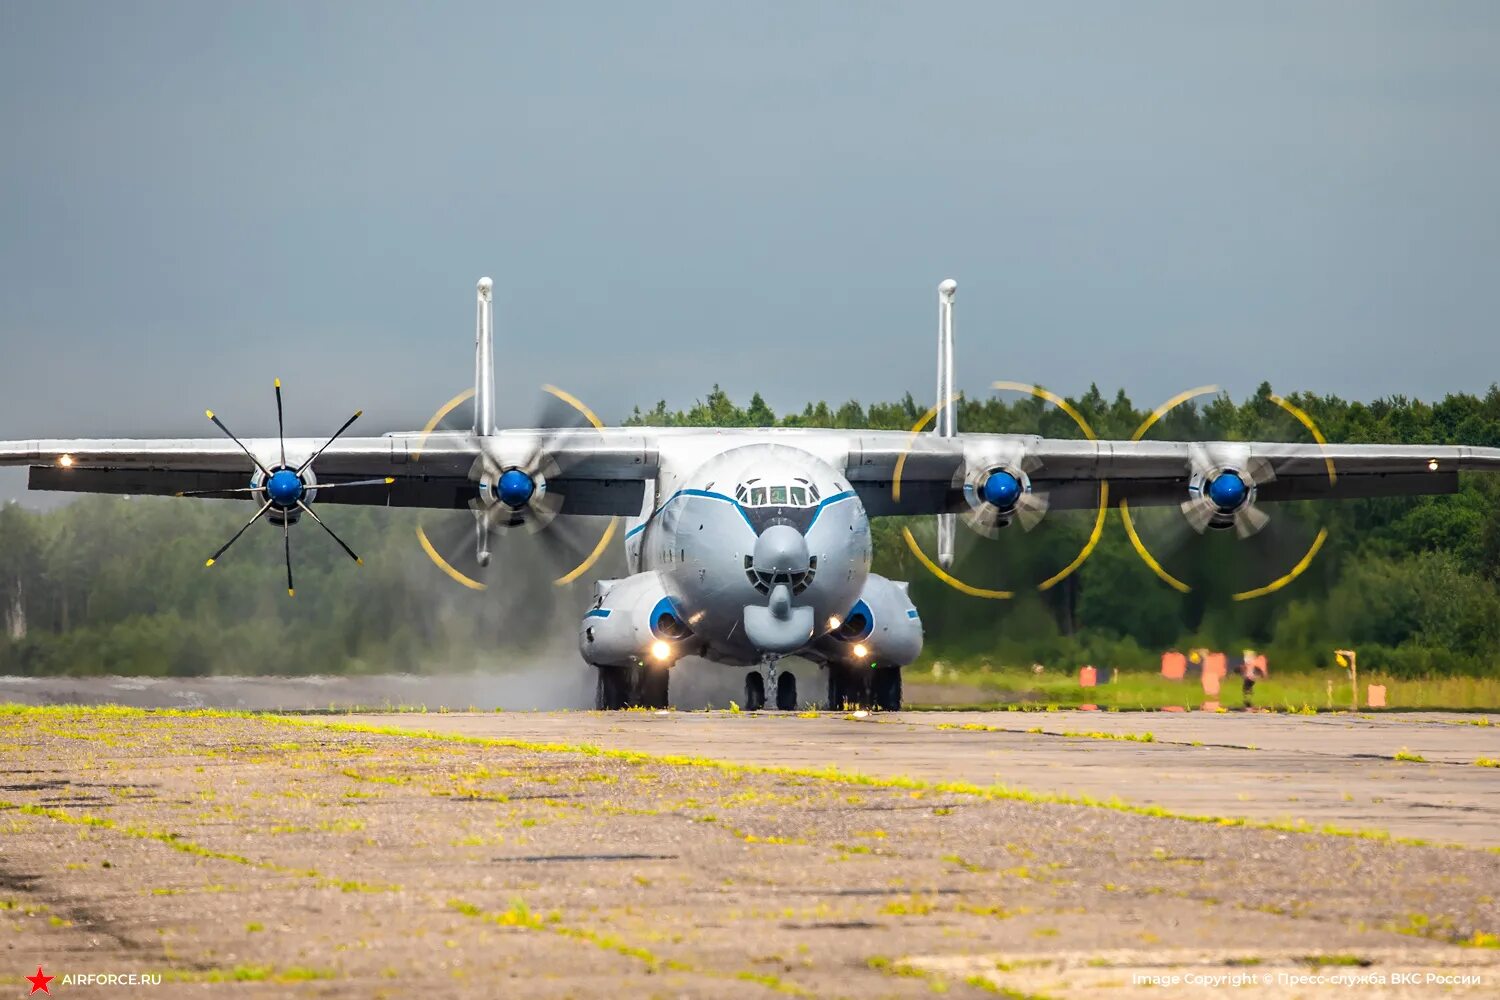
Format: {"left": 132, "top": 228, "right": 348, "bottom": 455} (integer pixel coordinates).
{"left": 179, "top": 380, "right": 394, "bottom": 595}
{"left": 980, "top": 469, "right": 1023, "bottom": 509}
{"left": 1205, "top": 470, "right": 1250, "bottom": 511}
{"left": 495, "top": 467, "right": 537, "bottom": 508}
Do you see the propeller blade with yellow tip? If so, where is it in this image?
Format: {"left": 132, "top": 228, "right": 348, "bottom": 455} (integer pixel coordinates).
{"left": 283, "top": 517, "right": 294, "bottom": 597}
{"left": 204, "top": 500, "right": 273, "bottom": 567}
{"left": 273, "top": 378, "right": 287, "bottom": 468}
{"left": 296, "top": 501, "right": 363, "bottom": 565}
{"left": 304, "top": 477, "right": 396, "bottom": 492}
{"left": 206, "top": 411, "right": 270, "bottom": 478}
{"left": 296, "top": 409, "right": 363, "bottom": 476}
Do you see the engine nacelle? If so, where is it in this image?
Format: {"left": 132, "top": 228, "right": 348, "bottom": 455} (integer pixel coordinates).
{"left": 579, "top": 571, "right": 695, "bottom": 668}
{"left": 815, "top": 573, "right": 922, "bottom": 667}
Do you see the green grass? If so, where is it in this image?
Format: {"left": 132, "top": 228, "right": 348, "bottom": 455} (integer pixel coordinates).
{"left": 912, "top": 665, "right": 1500, "bottom": 712}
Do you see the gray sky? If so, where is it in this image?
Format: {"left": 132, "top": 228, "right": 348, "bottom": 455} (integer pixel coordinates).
{"left": 2, "top": 2, "right": 1497, "bottom": 489}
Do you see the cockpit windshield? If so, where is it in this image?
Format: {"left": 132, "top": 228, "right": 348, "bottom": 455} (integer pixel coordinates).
{"left": 735, "top": 477, "right": 821, "bottom": 509}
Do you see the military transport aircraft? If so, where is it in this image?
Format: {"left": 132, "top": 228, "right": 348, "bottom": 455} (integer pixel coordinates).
{"left": 3, "top": 277, "right": 1497, "bottom": 711}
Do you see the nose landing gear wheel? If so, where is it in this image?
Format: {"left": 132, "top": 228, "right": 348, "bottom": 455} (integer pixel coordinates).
{"left": 775, "top": 671, "right": 798, "bottom": 711}
{"left": 744, "top": 671, "right": 766, "bottom": 712}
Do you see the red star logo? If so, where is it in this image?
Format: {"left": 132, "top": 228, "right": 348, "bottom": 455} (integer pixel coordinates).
{"left": 25, "top": 966, "right": 54, "bottom": 995}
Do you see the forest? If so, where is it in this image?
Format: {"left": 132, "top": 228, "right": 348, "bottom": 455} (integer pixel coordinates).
{"left": 1, "top": 382, "right": 1498, "bottom": 679}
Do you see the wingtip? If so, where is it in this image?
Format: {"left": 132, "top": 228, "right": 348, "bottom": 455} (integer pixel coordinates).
{"left": 274, "top": 378, "right": 281, "bottom": 389}
{"left": 355, "top": 557, "right": 365, "bottom": 566}
{"left": 174, "top": 492, "right": 185, "bottom": 498}
{"left": 288, "top": 588, "right": 295, "bottom": 598}
{"left": 205, "top": 558, "right": 215, "bottom": 567}
{"left": 355, "top": 409, "right": 364, "bottom": 418}
{"left": 384, "top": 477, "right": 395, "bottom": 485}
{"left": 205, "top": 409, "right": 215, "bottom": 419}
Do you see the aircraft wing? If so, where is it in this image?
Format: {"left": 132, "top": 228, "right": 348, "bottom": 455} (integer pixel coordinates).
{"left": 846, "top": 432, "right": 1500, "bottom": 515}
{"left": 0, "top": 429, "right": 656, "bottom": 515}
{"left": 5, "top": 427, "right": 1496, "bottom": 518}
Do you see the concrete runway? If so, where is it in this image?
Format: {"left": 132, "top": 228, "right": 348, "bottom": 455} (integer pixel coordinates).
{"left": 348, "top": 709, "right": 1500, "bottom": 848}
{"left": 5, "top": 704, "right": 1499, "bottom": 997}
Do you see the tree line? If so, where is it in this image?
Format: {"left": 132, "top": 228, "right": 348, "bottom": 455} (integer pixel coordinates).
{"left": 1, "top": 382, "right": 1498, "bottom": 678}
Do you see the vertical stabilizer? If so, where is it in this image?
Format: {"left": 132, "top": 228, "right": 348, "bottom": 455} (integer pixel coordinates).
{"left": 935, "top": 279, "right": 958, "bottom": 567}
{"left": 474, "top": 277, "right": 495, "bottom": 437}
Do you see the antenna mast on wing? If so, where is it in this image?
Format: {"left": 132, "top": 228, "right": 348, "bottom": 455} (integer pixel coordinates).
{"left": 935, "top": 278, "right": 958, "bottom": 567}
{"left": 474, "top": 277, "right": 495, "bottom": 437}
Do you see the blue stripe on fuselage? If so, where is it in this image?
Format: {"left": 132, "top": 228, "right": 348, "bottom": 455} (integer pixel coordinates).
{"left": 805, "top": 490, "right": 856, "bottom": 530}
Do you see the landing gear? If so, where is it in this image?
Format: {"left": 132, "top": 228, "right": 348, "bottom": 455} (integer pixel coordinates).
{"left": 744, "top": 671, "right": 766, "bottom": 711}
{"left": 594, "top": 663, "right": 671, "bottom": 710}
{"left": 638, "top": 664, "right": 670, "bottom": 709}
{"left": 776, "top": 671, "right": 798, "bottom": 711}
{"left": 871, "top": 666, "right": 902, "bottom": 712}
{"left": 827, "top": 663, "right": 901, "bottom": 711}
{"left": 826, "top": 662, "right": 868, "bottom": 710}
{"left": 596, "top": 665, "right": 631, "bottom": 711}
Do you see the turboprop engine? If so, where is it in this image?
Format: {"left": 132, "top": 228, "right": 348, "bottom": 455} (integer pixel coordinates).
{"left": 579, "top": 571, "right": 696, "bottom": 668}
{"left": 817, "top": 573, "right": 922, "bottom": 668}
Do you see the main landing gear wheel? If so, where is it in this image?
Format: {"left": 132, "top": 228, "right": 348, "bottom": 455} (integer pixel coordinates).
{"left": 596, "top": 665, "right": 630, "bottom": 711}
{"left": 744, "top": 671, "right": 766, "bottom": 712}
{"left": 826, "top": 663, "right": 870, "bottom": 711}
{"left": 637, "top": 664, "right": 670, "bottom": 710}
{"left": 594, "top": 664, "right": 670, "bottom": 710}
{"left": 872, "top": 667, "right": 903, "bottom": 712}
{"left": 775, "top": 671, "right": 798, "bottom": 712}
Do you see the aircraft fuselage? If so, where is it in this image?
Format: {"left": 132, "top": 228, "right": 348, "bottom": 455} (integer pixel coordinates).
{"left": 580, "top": 441, "right": 922, "bottom": 674}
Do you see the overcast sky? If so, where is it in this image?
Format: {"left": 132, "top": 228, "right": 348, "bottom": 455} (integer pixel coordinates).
{"left": 2, "top": 2, "right": 1497, "bottom": 496}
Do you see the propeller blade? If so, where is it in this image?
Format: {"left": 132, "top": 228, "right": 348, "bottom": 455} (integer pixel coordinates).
{"left": 1246, "top": 456, "right": 1276, "bottom": 486}
{"left": 206, "top": 411, "right": 270, "bottom": 478}
{"left": 309, "top": 477, "right": 396, "bottom": 491}
{"left": 414, "top": 384, "right": 616, "bottom": 592}
{"left": 178, "top": 486, "right": 262, "bottom": 498}
{"left": 205, "top": 500, "right": 273, "bottom": 566}
{"left": 420, "top": 505, "right": 604, "bottom": 587}
{"left": 1234, "top": 503, "right": 1270, "bottom": 539}
{"left": 283, "top": 516, "right": 295, "bottom": 597}
{"left": 1180, "top": 496, "right": 1217, "bottom": 534}
{"left": 296, "top": 410, "right": 363, "bottom": 476}
{"left": 274, "top": 379, "right": 287, "bottom": 469}
{"left": 1016, "top": 491, "right": 1050, "bottom": 531}
{"left": 297, "top": 501, "right": 362, "bottom": 564}
{"left": 177, "top": 477, "right": 392, "bottom": 500}
{"left": 1187, "top": 442, "right": 1215, "bottom": 477}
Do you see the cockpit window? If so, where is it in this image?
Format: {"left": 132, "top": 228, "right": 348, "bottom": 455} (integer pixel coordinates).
{"left": 737, "top": 480, "right": 819, "bottom": 508}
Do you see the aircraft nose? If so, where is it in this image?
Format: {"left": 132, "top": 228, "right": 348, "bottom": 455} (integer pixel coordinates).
{"left": 752, "top": 524, "right": 810, "bottom": 575}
